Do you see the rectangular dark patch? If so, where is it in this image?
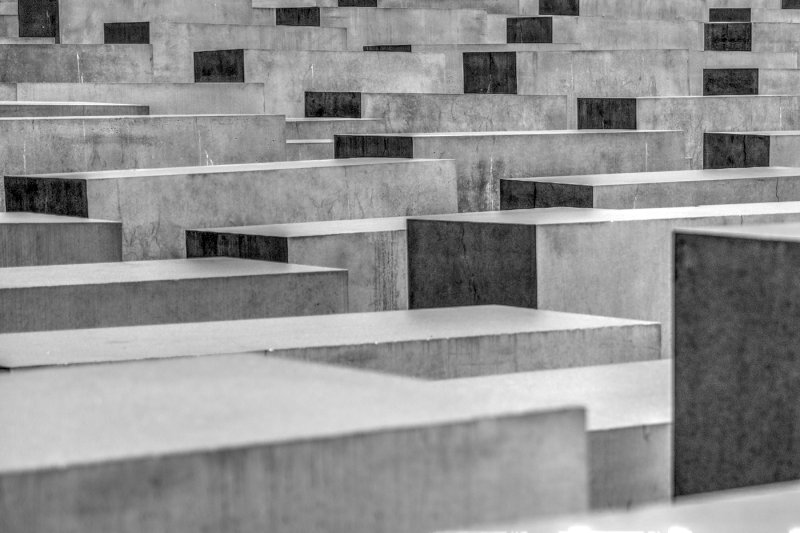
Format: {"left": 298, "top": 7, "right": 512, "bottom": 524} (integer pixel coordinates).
{"left": 577, "top": 98, "right": 637, "bottom": 129}
{"left": 463, "top": 52, "right": 517, "bottom": 94}
{"left": 334, "top": 135, "right": 413, "bottom": 158}
{"left": 4, "top": 177, "right": 88, "bottom": 218}
{"left": 703, "top": 68, "right": 758, "bottom": 96}
{"left": 783, "top": 0, "right": 800, "bottom": 8}
{"left": 704, "top": 22, "right": 752, "bottom": 51}
{"left": 709, "top": 8, "right": 751, "bottom": 22}
{"left": 186, "top": 231, "right": 289, "bottom": 262}
{"left": 18, "top": 0, "right": 59, "bottom": 39}
{"left": 104, "top": 22, "right": 150, "bottom": 44}
{"left": 506, "top": 17, "right": 553, "bottom": 43}
{"left": 532, "top": 182, "right": 594, "bottom": 208}
{"left": 539, "top": 0, "right": 579, "bottom": 16}
{"left": 339, "top": 0, "right": 378, "bottom": 5}
{"left": 363, "top": 45, "right": 412, "bottom": 52}
{"left": 194, "top": 49, "right": 245, "bottom": 83}
{"left": 305, "top": 91, "right": 362, "bottom": 118}
{"left": 276, "top": 7, "right": 320, "bottom": 26}
{"left": 703, "top": 133, "right": 770, "bottom": 169}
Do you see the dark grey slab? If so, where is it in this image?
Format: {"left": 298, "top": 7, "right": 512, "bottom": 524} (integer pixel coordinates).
{"left": 501, "top": 180, "right": 592, "bottom": 209}
{"left": 194, "top": 49, "right": 245, "bottom": 83}
{"left": 704, "top": 22, "right": 752, "bottom": 51}
{"left": 674, "top": 225, "right": 800, "bottom": 495}
{"left": 709, "top": 8, "right": 751, "bottom": 22}
{"left": 506, "top": 17, "right": 553, "bottom": 44}
{"left": 305, "top": 91, "right": 361, "bottom": 118}
{"left": 704, "top": 132, "right": 770, "bottom": 169}
{"left": 186, "top": 230, "right": 289, "bottom": 262}
{"left": 363, "top": 45, "right": 411, "bottom": 52}
{"left": 539, "top": 0, "right": 579, "bottom": 16}
{"left": 104, "top": 22, "right": 150, "bottom": 44}
{"left": 5, "top": 176, "right": 88, "bottom": 217}
{"left": 577, "top": 98, "right": 636, "bottom": 130}
{"left": 339, "top": 0, "right": 378, "bottom": 6}
{"left": 463, "top": 52, "right": 517, "bottom": 95}
{"left": 703, "top": 68, "right": 758, "bottom": 96}
{"left": 18, "top": 0, "right": 58, "bottom": 39}
{"left": 276, "top": 7, "right": 320, "bottom": 26}
{"left": 784, "top": 0, "right": 800, "bottom": 8}
{"left": 335, "top": 134, "right": 413, "bottom": 158}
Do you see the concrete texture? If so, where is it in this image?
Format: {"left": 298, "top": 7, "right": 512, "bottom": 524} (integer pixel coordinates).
{"left": 6, "top": 159, "right": 457, "bottom": 260}
{"left": 285, "top": 117, "right": 386, "bottom": 140}
{"left": 305, "top": 91, "right": 361, "bottom": 118}
{"left": 703, "top": 68, "right": 758, "bottom": 95}
{"left": 0, "top": 212, "right": 121, "bottom": 267}
{"left": 0, "top": 44, "right": 153, "bottom": 82}
{"left": 335, "top": 130, "right": 687, "bottom": 212}
{"left": 406, "top": 202, "right": 800, "bottom": 358}
{"left": 761, "top": 68, "right": 800, "bottom": 94}
{"left": 674, "top": 223, "right": 800, "bottom": 495}
{"left": 690, "top": 50, "right": 798, "bottom": 95}
{"left": 0, "top": 355, "right": 588, "bottom": 533}
{"left": 285, "top": 139, "right": 333, "bottom": 160}
{"left": 0, "top": 101, "right": 148, "bottom": 116}
{"left": 704, "top": 22, "right": 752, "bottom": 51}
{"left": 502, "top": 168, "right": 800, "bottom": 209}
{"left": 434, "top": 360, "right": 671, "bottom": 509}
{"left": 0, "top": 257, "right": 347, "bottom": 333}
{"left": 705, "top": 131, "right": 800, "bottom": 168}
{"left": 360, "top": 93, "right": 568, "bottom": 132}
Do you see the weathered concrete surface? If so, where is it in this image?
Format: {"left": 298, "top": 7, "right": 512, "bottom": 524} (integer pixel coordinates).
{"left": 502, "top": 168, "right": 800, "bottom": 209}
{"left": 6, "top": 159, "right": 457, "bottom": 260}
{"left": 0, "top": 355, "right": 588, "bottom": 533}
{"left": 0, "top": 114, "right": 286, "bottom": 212}
{"left": 0, "top": 258, "right": 347, "bottom": 333}
{"left": 407, "top": 202, "right": 800, "bottom": 358}
{"left": 285, "top": 139, "right": 333, "bottom": 160}
{"left": 704, "top": 131, "right": 800, "bottom": 168}
{"left": 0, "top": 101, "right": 148, "bottom": 116}
{"left": 690, "top": 50, "right": 798, "bottom": 95}
{"left": 0, "top": 44, "right": 153, "bottom": 82}
{"left": 378, "top": 0, "right": 704, "bottom": 18}
{"left": 675, "top": 223, "right": 800, "bottom": 495}
{"left": 360, "top": 93, "right": 568, "bottom": 132}
{"left": 335, "top": 130, "right": 687, "bottom": 212}
{"left": 0, "top": 305, "right": 659, "bottom": 374}
{"left": 0, "top": 212, "right": 121, "bottom": 267}
{"left": 187, "top": 217, "right": 410, "bottom": 312}
{"left": 285, "top": 117, "right": 386, "bottom": 139}
{"left": 752, "top": 22, "right": 800, "bottom": 52}
{"left": 546, "top": 16, "right": 703, "bottom": 50}
{"left": 434, "top": 360, "right": 671, "bottom": 508}
{"left": 761, "top": 68, "right": 800, "bottom": 94}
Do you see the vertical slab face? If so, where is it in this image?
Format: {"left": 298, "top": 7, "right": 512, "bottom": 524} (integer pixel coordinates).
{"left": 363, "top": 45, "right": 412, "bottom": 52}
{"left": 463, "top": 52, "right": 517, "bottom": 95}
{"left": 784, "top": 0, "right": 800, "bottom": 8}
{"left": 703, "top": 68, "right": 758, "bottom": 96}
{"left": 5, "top": 178, "right": 88, "bottom": 218}
{"left": 335, "top": 135, "right": 413, "bottom": 158}
{"left": 703, "top": 133, "right": 770, "bottom": 169}
{"left": 539, "top": 0, "right": 579, "bottom": 16}
{"left": 674, "top": 231, "right": 800, "bottom": 495}
{"left": 276, "top": 7, "right": 321, "bottom": 26}
{"left": 18, "top": 0, "right": 58, "bottom": 38}
{"left": 500, "top": 181, "right": 593, "bottom": 209}
{"left": 194, "top": 49, "right": 245, "bottom": 82}
{"left": 339, "top": 0, "right": 378, "bottom": 5}
{"left": 506, "top": 17, "right": 553, "bottom": 44}
{"left": 305, "top": 91, "right": 362, "bottom": 118}
{"left": 186, "top": 231, "right": 289, "bottom": 262}
{"left": 104, "top": 22, "right": 149, "bottom": 44}
{"left": 704, "top": 23, "right": 752, "bottom": 51}
{"left": 407, "top": 220, "right": 537, "bottom": 309}
{"left": 576, "top": 98, "right": 637, "bottom": 130}
{"left": 709, "top": 8, "right": 751, "bottom": 22}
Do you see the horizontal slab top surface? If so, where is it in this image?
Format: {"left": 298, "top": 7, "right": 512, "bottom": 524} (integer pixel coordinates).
{"left": 0, "top": 212, "right": 117, "bottom": 225}
{"left": 0, "top": 306, "right": 656, "bottom": 369}
{"left": 433, "top": 360, "right": 671, "bottom": 431}
{"left": 0, "top": 113, "right": 276, "bottom": 122}
{"left": 0, "top": 354, "right": 580, "bottom": 474}
{"left": 0, "top": 257, "right": 341, "bottom": 289}
{"left": 340, "top": 130, "right": 680, "bottom": 138}
{"left": 12, "top": 158, "right": 439, "bottom": 180}
{"left": 676, "top": 222, "right": 800, "bottom": 242}
{"left": 508, "top": 167, "right": 800, "bottom": 186}
{"left": 709, "top": 130, "right": 800, "bottom": 136}
{"left": 0, "top": 100, "right": 144, "bottom": 107}
{"left": 195, "top": 216, "right": 409, "bottom": 238}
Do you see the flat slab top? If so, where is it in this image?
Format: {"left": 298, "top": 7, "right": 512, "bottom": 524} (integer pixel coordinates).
{"left": 339, "top": 130, "right": 680, "bottom": 138}
{"left": 13, "top": 158, "right": 442, "bottom": 180}
{"left": 0, "top": 101, "right": 145, "bottom": 107}
{"left": 0, "top": 305, "right": 656, "bottom": 369}
{"left": 709, "top": 130, "right": 800, "bottom": 136}
{"left": 0, "top": 113, "right": 276, "bottom": 122}
{"left": 479, "top": 481, "right": 800, "bottom": 533}
{"left": 433, "top": 360, "right": 671, "bottom": 432}
{"left": 409, "top": 202, "right": 800, "bottom": 226}
{"left": 195, "top": 216, "right": 409, "bottom": 238}
{"left": 0, "top": 212, "right": 118, "bottom": 225}
{"left": 508, "top": 167, "right": 800, "bottom": 186}
{"left": 0, "top": 257, "right": 341, "bottom": 289}
{"left": 0, "top": 354, "right": 580, "bottom": 474}
{"left": 677, "top": 222, "right": 800, "bottom": 242}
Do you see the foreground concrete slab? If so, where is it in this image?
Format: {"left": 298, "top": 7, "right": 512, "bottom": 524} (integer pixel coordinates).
{"left": 675, "top": 223, "right": 800, "bottom": 495}
{"left": 0, "top": 305, "right": 659, "bottom": 374}
{"left": 705, "top": 130, "right": 800, "bottom": 168}
{"left": 0, "top": 258, "right": 347, "bottom": 333}
{"left": 0, "top": 101, "right": 148, "bottom": 117}
{"left": 501, "top": 168, "right": 800, "bottom": 209}
{"left": 433, "top": 360, "right": 671, "bottom": 509}
{"left": 407, "top": 202, "right": 800, "bottom": 358}
{"left": 0, "top": 44, "right": 153, "bottom": 82}
{"left": 0, "top": 212, "right": 121, "bottom": 266}
{"left": 335, "top": 130, "right": 687, "bottom": 212}
{"left": 6, "top": 159, "right": 457, "bottom": 260}
{"left": 0, "top": 355, "right": 588, "bottom": 533}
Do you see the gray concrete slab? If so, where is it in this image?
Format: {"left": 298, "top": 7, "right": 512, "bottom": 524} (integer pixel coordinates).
{"left": 705, "top": 130, "right": 800, "bottom": 168}
{"left": 760, "top": 68, "right": 800, "bottom": 94}
{"left": 433, "top": 360, "right": 671, "bottom": 508}
{"left": 502, "top": 167, "right": 800, "bottom": 209}
{"left": 0, "top": 354, "right": 588, "bottom": 533}
{"left": 0, "top": 212, "right": 121, "bottom": 266}
{"left": 335, "top": 130, "right": 688, "bottom": 212}
{"left": 285, "top": 117, "right": 386, "bottom": 140}
{"left": 0, "top": 257, "right": 347, "bottom": 333}
{"left": 6, "top": 158, "right": 457, "bottom": 260}
{"left": 407, "top": 202, "right": 800, "bottom": 358}
{"left": 0, "top": 305, "right": 659, "bottom": 373}
{"left": 0, "top": 101, "right": 148, "bottom": 117}
{"left": 285, "top": 139, "right": 333, "bottom": 160}
{"left": 692, "top": 50, "right": 798, "bottom": 94}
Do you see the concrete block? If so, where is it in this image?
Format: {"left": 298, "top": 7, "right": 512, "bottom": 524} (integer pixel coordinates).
{"left": 463, "top": 51, "right": 517, "bottom": 93}
{"left": 577, "top": 98, "right": 636, "bottom": 129}
{"left": 335, "top": 130, "right": 687, "bottom": 212}
{"left": 690, "top": 50, "right": 798, "bottom": 95}
{"left": 501, "top": 168, "right": 800, "bottom": 209}
{"left": 285, "top": 139, "right": 333, "bottom": 160}
{"left": 761, "top": 68, "right": 800, "bottom": 93}
{"left": 276, "top": 6, "right": 320, "bottom": 25}
{"left": 0, "top": 212, "right": 121, "bottom": 267}
{"left": 704, "top": 22, "right": 752, "bottom": 51}
{"left": 363, "top": 44, "right": 412, "bottom": 52}
{"left": 709, "top": 7, "right": 751, "bottom": 21}
{"left": 0, "top": 101, "right": 149, "bottom": 117}
{"left": 506, "top": 17, "right": 552, "bottom": 43}
{"left": 539, "top": 0, "right": 578, "bottom": 15}
{"left": 285, "top": 117, "right": 386, "bottom": 140}
{"left": 5, "top": 159, "right": 457, "bottom": 260}
{"left": 406, "top": 202, "right": 800, "bottom": 358}
{"left": 703, "top": 67, "right": 758, "bottom": 95}
{"left": 305, "top": 91, "right": 361, "bottom": 118}
{"left": 704, "top": 131, "right": 800, "bottom": 168}
{"left": 674, "top": 223, "right": 800, "bottom": 494}
{"left": 18, "top": 0, "right": 57, "bottom": 38}
{"left": 0, "top": 355, "right": 588, "bottom": 533}
{"left": 195, "top": 48, "right": 245, "bottom": 82}
{"left": 0, "top": 258, "right": 347, "bottom": 333}
{"left": 103, "top": 21, "right": 149, "bottom": 44}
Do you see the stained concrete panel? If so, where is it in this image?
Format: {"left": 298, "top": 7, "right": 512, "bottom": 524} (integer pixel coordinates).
{"left": 18, "top": 0, "right": 58, "bottom": 38}
{"left": 703, "top": 68, "right": 758, "bottom": 95}
{"left": 305, "top": 91, "right": 361, "bottom": 118}
{"left": 463, "top": 51, "right": 518, "bottom": 94}
{"left": 406, "top": 202, "right": 800, "bottom": 358}
{"left": 703, "top": 130, "right": 800, "bottom": 169}
{"left": 674, "top": 223, "right": 800, "bottom": 495}
{"left": 0, "top": 212, "right": 121, "bottom": 267}
{"left": 704, "top": 22, "right": 752, "bottom": 50}
{"left": 0, "top": 44, "right": 153, "bottom": 82}
{"left": 276, "top": 6, "right": 320, "bottom": 25}
{"left": 0, "top": 101, "right": 149, "bottom": 117}
{"left": 0, "top": 355, "right": 588, "bottom": 532}
{"left": 506, "top": 17, "right": 552, "bottom": 43}
{"left": 539, "top": 0, "right": 578, "bottom": 15}
{"left": 689, "top": 50, "right": 797, "bottom": 95}
{"left": 0, "top": 258, "right": 347, "bottom": 333}
{"left": 6, "top": 159, "right": 457, "bottom": 260}
{"left": 335, "top": 130, "right": 687, "bottom": 212}
{"left": 194, "top": 49, "right": 245, "bottom": 82}
{"left": 576, "top": 98, "right": 636, "bottom": 129}
{"left": 709, "top": 8, "right": 751, "bottom": 21}
{"left": 103, "top": 21, "right": 149, "bottom": 44}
